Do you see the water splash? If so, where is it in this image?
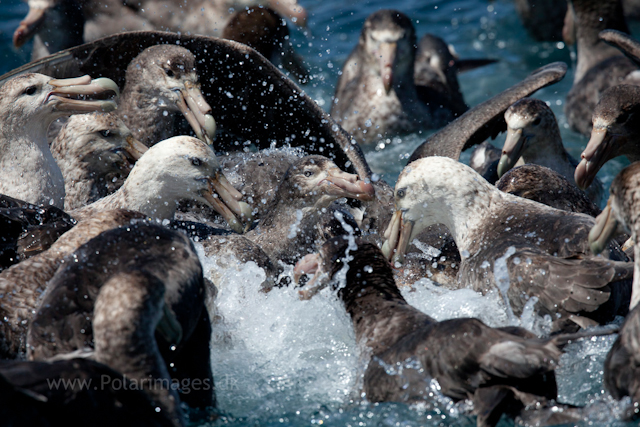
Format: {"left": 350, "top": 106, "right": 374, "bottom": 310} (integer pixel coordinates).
{"left": 196, "top": 242, "right": 357, "bottom": 423}
{"left": 493, "top": 246, "right": 517, "bottom": 325}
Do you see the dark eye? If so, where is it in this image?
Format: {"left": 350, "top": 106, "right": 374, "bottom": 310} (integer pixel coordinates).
{"left": 396, "top": 188, "right": 406, "bottom": 198}
{"left": 23, "top": 85, "right": 37, "bottom": 96}
{"left": 532, "top": 117, "right": 541, "bottom": 126}
{"left": 191, "top": 157, "right": 202, "bottom": 166}
{"left": 99, "top": 130, "right": 112, "bottom": 138}
{"left": 165, "top": 68, "right": 175, "bottom": 77}
{"left": 303, "top": 170, "right": 313, "bottom": 177}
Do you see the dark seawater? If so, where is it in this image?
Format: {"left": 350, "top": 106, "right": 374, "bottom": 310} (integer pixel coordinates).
{"left": 0, "top": 0, "right": 637, "bottom": 426}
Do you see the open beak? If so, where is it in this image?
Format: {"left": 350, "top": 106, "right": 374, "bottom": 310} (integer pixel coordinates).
{"left": 321, "top": 168, "right": 375, "bottom": 201}
{"left": 575, "top": 126, "right": 619, "bottom": 190}
{"left": 156, "top": 304, "right": 183, "bottom": 347}
{"left": 267, "top": 0, "right": 307, "bottom": 26}
{"left": 202, "top": 172, "right": 254, "bottom": 233}
{"left": 589, "top": 201, "right": 621, "bottom": 255}
{"left": 294, "top": 253, "right": 331, "bottom": 300}
{"left": 13, "top": 3, "right": 47, "bottom": 48}
{"left": 378, "top": 42, "right": 397, "bottom": 94}
{"left": 381, "top": 210, "right": 414, "bottom": 264}
{"left": 293, "top": 253, "right": 319, "bottom": 284}
{"left": 497, "top": 128, "right": 525, "bottom": 178}
{"left": 124, "top": 135, "right": 148, "bottom": 160}
{"left": 175, "top": 81, "right": 216, "bottom": 146}
{"left": 47, "top": 75, "right": 119, "bottom": 113}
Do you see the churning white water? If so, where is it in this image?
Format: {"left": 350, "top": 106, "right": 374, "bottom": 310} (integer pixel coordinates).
{"left": 193, "top": 241, "right": 633, "bottom": 427}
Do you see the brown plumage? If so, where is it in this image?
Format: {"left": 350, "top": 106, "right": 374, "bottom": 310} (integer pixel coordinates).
{"left": 564, "top": 0, "right": 637, "bottom": 136}
{"left": 117, "top": 45, "right": 215, "bottom": 147}
{"left": 0, "top": 31, "right": 372, "bottom": 179}
{"left": 0, "top": 209, "right": 144, "bottom": 359}
{"left": 498, "top": 98, "right": 604, "bottom": 204}
{"left": 589, "top": 162, "right": 640, "bottom": 419}
{"left": 27, "top": 222, "right": 214, "bottom": 411}
{"left": 0, "top": 269, "right": 186, "bottom": 426}
{"left": 331, "top": 10, "right": 426, "bottom": 145}
{"left": 245, "top": 156, "right": 373, "bottom": 265}
{"left": 383, "top": 157, "right": 633, "bottom": 331}
{"left": 203, "top": 156, "right": 375, "bottom": 280}
{"left": 497, "top": 165, "right": 602, "bottom": 217}
{"left": 217, "top": 149, "right": 301, "bottom": 221}
{"left": 51, "top": 112, "right": 146, "bottom": 210}
{"left": 306, "top": 237, "right": 598, "bottom": 427}
{"left": 222, "top": 7, "right": 308, "bottom": 82}
{"left": 408, "top": 62, "right": 567, "bottom": 163}
{"left": 413, "top": 34, "right": 471, "bottom": 121}
{"left": 0, "top": 194, "right": 76, "bottom": 271}
{"left": 575, "top": 84, "right": 640, "bottom": 190}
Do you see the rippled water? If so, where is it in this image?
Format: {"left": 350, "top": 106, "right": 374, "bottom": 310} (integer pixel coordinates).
{"left": 1, "top": 0, "right": 638, "bottom": 425}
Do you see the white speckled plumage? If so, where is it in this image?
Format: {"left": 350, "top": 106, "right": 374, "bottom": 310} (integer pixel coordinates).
{"left": 71, "top": 136, "right": 225, "bottom": 221}
{"left": 0, "top": 73, "right": 117, "bottom": 209}
{"left": 386, "top": 156, "right": 633, "bottom": 328}
{"left": 0, "top": 75, "right": 72, "bottom": 208}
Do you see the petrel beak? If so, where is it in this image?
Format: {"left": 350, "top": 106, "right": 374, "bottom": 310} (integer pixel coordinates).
{"left": 175, "top": 81, "right": 216, "bottom": 146}
{"left": 202, "top": 172, "right": 254, "bottom": 233}
{"left": 293, "top": 253, "right": 319, "bottom": 284}
{"left": 13, "top": 4, "right": 47, "bottom": 48}
{"left": 378, "top": 42, "right": 397, "bottom": 94}
{"left": 294, "top": 253, "right": 330, "bottom": 300}
{"left": 381, "top": 210, "right": 414, "bottom": 264}
{"left": 47, "top": 76, "right": 119, "bottom": 113}
{"left": 156, "top": 304, "right": 183, "bottom": 347}
{"left": 562, "top": 3, "right": 576, "bottom": 47}
{"left": 322, "top": 168, "right": 375, "bottom": 201}
{"left": 589, "top": 201, "right": 621, "bottom": 255}
{"left": 497, "top": 128, "right": 525, "bottom": 178}
{"left": 267, "top": 0, "right": 307, "bottom": 27}
{"left": 124, "top": 135, "right": 148, "bottom": 160}
{"left": 575, "top": 126, "right": 619, "bottom": 190}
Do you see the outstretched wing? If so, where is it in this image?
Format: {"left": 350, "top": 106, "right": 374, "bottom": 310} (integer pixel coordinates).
{"left": 0, "top": 31, "right": 371, "bottom": 179}
{"left": 600, "top": 29, "right": 640, "bottom": 66}
{"left": 408, "top": 62, "right": 567, "bottom": 162}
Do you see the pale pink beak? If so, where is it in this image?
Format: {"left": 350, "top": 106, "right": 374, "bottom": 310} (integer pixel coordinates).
{"left": 321, "top": 168, "right": 375, "bottom": 201}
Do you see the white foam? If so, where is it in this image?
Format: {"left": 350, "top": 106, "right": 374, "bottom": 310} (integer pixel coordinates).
{"left": 494, "top": 246, "right": 517, "bottom": 324}
{"left": 401, "top": 278, "right": 510, "bottom": 328}
{"left": 196, "top": 243, "right": 358, "bottom": 421}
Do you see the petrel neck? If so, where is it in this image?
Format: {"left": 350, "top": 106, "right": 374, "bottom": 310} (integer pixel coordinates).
{"left": 429, "top": 178, "right": 496, "bottom": 254}
{"left": 573, "top": 1, "right": 628, "bottom": 82}
{"left": 0, "top": 118, "right": 66, "bottom": 208}
{"left": 93, "top": 272, "right": 184, "bottom": 426}
{"left": 120, "top": 88, "right": 177, "bottom": 147}
{"left": 338, "top": 247, "right": 434, "bottom": 355}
